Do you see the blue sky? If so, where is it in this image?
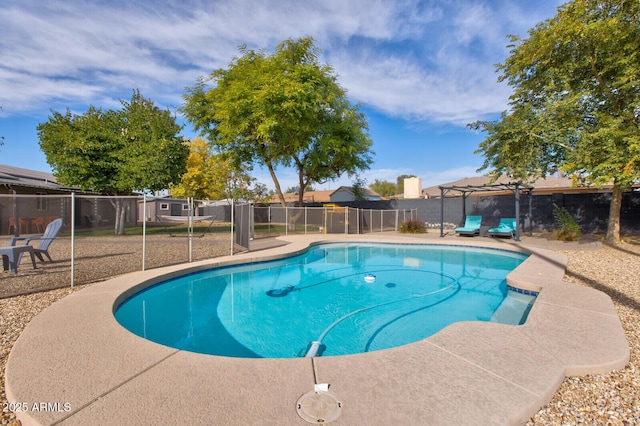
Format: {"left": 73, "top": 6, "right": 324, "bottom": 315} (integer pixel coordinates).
{"left": 0, "top": 0, "right": 565, "bottom": 191}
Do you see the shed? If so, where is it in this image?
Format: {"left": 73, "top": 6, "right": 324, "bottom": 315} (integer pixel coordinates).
{"left": 137, "top": 197, "right": 200, "bottom": 223}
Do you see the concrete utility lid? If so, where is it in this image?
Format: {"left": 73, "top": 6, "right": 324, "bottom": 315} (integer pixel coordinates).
{"left": 296, "top": 390, "right": 343, "bottom": 423}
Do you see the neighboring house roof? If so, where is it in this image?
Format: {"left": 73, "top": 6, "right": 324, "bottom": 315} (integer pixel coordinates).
{"left": 266, "top": 186, "right": 384, "bottom": 204}
{"left": 0, "top": 164, "right": 80, "bottom": 193}
{"left": 329, "top": 185, "right": 382, "bottom": 201}
{"left": 267, "top": 190, "right": 335, "bottom": 204}
{"left": 422, "top": 175, "right": 634, "bottom": 198}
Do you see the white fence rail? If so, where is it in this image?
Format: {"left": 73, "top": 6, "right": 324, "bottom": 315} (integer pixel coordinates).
{"left": 252, "top": 206, "right": 417, "bottom": 237}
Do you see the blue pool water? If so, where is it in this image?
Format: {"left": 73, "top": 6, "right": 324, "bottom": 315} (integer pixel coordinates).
{"left": 115, "top": 243, "right": 532, "bottom": 358}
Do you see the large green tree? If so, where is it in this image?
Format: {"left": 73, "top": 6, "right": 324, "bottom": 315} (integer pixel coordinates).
{"left": 182, "top": 37, "right": 374, "bottom": 208}
{"left": 470, "top": 0, "right": 640, "bottom": 243}
{"left": 370, "top": 179, "right": 397, "bottom": 197}
{"left": 38, "top": 90, "right": 189, "bottom": 234}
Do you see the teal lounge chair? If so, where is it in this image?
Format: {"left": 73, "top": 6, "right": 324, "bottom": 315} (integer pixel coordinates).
{"left": 455, "top": 215, "right": 482, "bottom": 236}
{"left": 488, "top": 218, "right": 516, "bottom": 238}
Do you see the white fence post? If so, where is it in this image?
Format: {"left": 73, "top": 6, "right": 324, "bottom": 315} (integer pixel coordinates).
{"left": 344, "top": 207, "right": 347, "bottom": 234}
{"left": 70, "top": 192, "right": 75, "bottom": 289}
{"left": 142, "top": 194, "right": 146, "bottom": 271}
{"left": 231, "top": 198, "right": 235, "bottom": 255}
{"left": 323, "top": 206, "right": 327, "bottom": 234}
{"left": 188, "top": 197, "right": 193, "bottom": 262}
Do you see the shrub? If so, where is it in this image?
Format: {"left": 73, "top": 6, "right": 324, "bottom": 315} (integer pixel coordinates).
{"left": 399, "top": 219, "right": 427, "bottom": 234}
{"left": 552, "top": 204, "right": 581, "bottom": 241}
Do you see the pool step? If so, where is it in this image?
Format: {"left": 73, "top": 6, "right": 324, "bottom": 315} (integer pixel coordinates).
{"left": 490, "top": 291, "right": 536, "bottom": 325}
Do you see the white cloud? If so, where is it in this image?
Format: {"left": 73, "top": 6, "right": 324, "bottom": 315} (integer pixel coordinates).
{"left": 327, "top": 1, "right": 561, "bottom": 126}
{"left": 2, "top": 1, "right": 399, "bottom": 113}
{"left": 0, "top": 0, "right": 565, "bottom": 188}
{"left": 331, "top": 51, "right": 512, "bottom": 126}
{"left": 0, "top": 0, "right": 562, "bottom": 121}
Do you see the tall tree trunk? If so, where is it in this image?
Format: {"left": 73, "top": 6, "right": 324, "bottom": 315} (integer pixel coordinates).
{"left": 265, "top": 160, "right": 299, "bottom": 230}
{"left": 297, "top": 164, "right": 305, "bottom": 207}
{"left": 605, "top": 185, "right": 622, "bottom": 244}
{"left": 267, "top": 161, "right": 286, "bottom": 210}
{"left": 109, "top": 198, "right": 127, "bottom": 235}
{"left": 284, "top": 165, "right": 306, "bottom": 231}
{"left": 117, "top": 201, "right": 127, "bottom": 235}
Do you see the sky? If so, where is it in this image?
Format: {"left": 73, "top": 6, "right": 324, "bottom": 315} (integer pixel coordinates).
{"left": 0, "top": 0, "right": 566, "bottom": 192}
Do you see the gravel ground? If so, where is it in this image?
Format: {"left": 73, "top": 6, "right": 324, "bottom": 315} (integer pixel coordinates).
{"left": 0, "top": 234, "right": 234, "bottom": 298}
{"left": 1, "top": 235, "right": 639, "bottom": 425}
{"left": 526, "top": 240, "right": 640, "bottom": 425}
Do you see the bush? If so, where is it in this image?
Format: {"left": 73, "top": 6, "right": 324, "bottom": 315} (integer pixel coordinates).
{"left": 552, "top": 204, "right": 581, "bottom": 241}
{"left": 399, "top": 219, "right": 427, "bottom": 234}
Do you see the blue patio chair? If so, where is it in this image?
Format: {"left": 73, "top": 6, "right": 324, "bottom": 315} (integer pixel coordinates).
{"left": 487, "top": 218, "right": 517, "bottom": 238}
{"left": 454, "top": 215, "right": 482, "bottom": 236}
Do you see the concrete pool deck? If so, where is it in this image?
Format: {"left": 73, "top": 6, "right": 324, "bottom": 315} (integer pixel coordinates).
{"left": 5, "top": 233, "right": 629, "bottom": 425}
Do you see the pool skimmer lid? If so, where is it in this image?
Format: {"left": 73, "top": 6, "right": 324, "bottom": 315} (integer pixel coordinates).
{"left": 296, "top": 384, "right": 343, "bottom": 423}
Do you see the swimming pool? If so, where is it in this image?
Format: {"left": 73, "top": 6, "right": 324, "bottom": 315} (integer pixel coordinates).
{"left": 115, "top": 243, "right": 531, "bottom": 358}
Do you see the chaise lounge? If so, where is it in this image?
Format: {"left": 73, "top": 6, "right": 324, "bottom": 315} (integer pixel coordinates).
{"left": 454, "top": 215, "right": 482, "bottom": 236}
{"left": 488, "top": 218, "right": 517, "bottom": 239}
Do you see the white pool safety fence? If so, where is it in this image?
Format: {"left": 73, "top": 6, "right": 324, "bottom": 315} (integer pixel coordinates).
{"left": 0, "top": 193, "right": 417, "bottom": 295}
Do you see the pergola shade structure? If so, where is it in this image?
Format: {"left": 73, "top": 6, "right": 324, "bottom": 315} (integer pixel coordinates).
{"left": 439, "top": 181, "right": 534, "bottom": 241}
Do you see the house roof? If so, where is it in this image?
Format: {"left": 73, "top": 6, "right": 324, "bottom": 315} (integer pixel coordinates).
{"left": 268, "top": 190, "right": 335, "bottom": 204}
{"left": 0, "top": 164, "right": 79, "bottom": 192}
{"left": 266, "top": 186, "right": 383, "bottom": 204}
{"left": 422, "top": 175, "right": 624, "bottom": 198}
{"left": 331, "top": 185, "right": 382, "bottom": 199}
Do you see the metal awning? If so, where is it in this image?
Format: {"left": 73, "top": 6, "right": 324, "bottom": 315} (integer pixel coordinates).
{"left": 438, "top": 181, "right": 534, "bottom": 241}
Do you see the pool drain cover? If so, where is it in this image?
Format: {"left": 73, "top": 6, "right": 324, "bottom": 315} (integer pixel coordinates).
{"left": 296, "top": 390, "right": 343, "bottom": 423}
